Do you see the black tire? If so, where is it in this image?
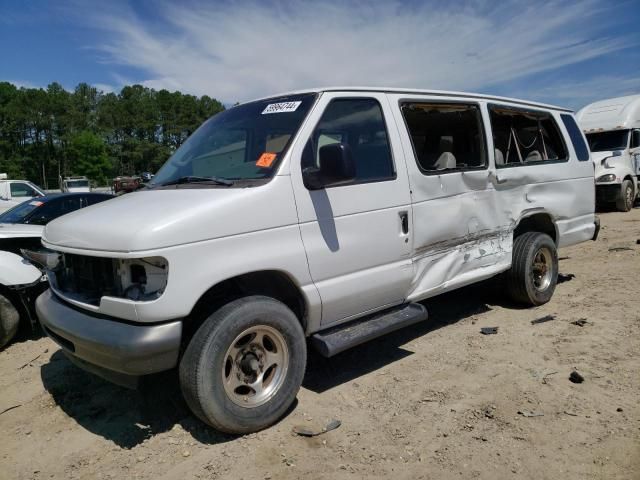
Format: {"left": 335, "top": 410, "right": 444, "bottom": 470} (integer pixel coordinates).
{"left": 506, "top": 232, "right": 558, "bottom": 306}
{"left": 616, "top": 179, "right": 634, "bottom": 212}
{"left": 179, "top": 295, "right": 306, "bottom": 434}
{"left": 0, "top": 293, "right": 20, "bottom": 349}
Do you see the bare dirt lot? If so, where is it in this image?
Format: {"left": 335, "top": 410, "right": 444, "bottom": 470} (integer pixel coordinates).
{"left": 1, "top": 209, "right": 639, "bottom": 480}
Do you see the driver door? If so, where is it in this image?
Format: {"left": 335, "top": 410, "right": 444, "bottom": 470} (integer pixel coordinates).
{"left": 289, "top": 92, "right": 413, "bottom": 327}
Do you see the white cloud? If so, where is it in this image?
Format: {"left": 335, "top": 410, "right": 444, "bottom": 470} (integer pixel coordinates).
{"left": 514, "top": 75, "right": 640, "bottom": 110}
{"left": 87, "top": 0, "right": 637, "bottom": 103}
{"left": 93, "top": 83, "right": 117, "bottom": 94}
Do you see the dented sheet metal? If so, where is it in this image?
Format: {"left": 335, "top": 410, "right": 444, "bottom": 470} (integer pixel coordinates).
{"left": 385, "top": 95, "right": 596, "bottom": 303}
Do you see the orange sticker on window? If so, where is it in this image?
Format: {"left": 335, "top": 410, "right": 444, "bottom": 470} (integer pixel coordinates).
{"left": 256, "top": 152, "right": 277, "bottom": 168}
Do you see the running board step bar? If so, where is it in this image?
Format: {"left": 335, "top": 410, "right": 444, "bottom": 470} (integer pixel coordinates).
{"left": 311, "top": 303, "right": 428, "bottom": 357}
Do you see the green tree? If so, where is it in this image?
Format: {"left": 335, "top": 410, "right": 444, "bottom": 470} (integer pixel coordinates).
{"left": 67, "top": 131, "right": 112, "bottom": 185}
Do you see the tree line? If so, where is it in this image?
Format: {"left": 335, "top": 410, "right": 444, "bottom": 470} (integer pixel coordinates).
{"left": 0, "top": 82, "right": 225, "bottom": 188}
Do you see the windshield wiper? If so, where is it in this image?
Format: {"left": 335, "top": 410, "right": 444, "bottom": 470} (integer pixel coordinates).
{"left": 159, "top": 175, "right": 234, "bottom": 187}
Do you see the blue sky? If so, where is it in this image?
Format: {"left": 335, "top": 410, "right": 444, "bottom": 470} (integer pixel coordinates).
{"left": 1, "top": 0, "right": 639, "bottom": 110}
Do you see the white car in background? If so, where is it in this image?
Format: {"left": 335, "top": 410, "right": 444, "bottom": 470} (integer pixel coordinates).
{"left": 0, "top": 192, "right": 113, "bottom": 348}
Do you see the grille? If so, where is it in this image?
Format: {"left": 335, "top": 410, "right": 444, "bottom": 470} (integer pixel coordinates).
{"left": 54, "top": 254, "right": 120, "bottom": 305}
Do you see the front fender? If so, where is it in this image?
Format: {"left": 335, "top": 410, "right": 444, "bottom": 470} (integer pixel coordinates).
{"left": 0, "top": 251, "right": 42, "bottom": 286}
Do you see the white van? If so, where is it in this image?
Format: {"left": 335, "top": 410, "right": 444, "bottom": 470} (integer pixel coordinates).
{"left": 576, "top": 94, "right": 640, "bottom": 211}
{"left": 0, "top": 174, "right": 45, "bottom": 214}
{"left": 35, "top": 88, "right": 598, "bottom": 433}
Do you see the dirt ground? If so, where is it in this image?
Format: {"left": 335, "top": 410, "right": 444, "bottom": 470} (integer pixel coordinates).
{"left": 1, "top": 208, "right": 639, "bottom": 480}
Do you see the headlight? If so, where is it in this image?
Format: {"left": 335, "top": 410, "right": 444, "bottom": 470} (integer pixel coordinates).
{"left": 597, "top": 174, "right": 616, "bottom": 182}
{"left": 21, "top": 248, "right": 62, "bottom": 270}
{"left": 118, "top": 257, "right": 169, "bottom": 301}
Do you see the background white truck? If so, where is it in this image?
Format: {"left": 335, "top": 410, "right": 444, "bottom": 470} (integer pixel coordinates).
{"left": 60, "top": 176, "right": 91, "bottom": 193}
{"left": 0, "top": 174, "right": 45, "bottom": 214}
{"left": 576, "top": 94, "right": 640, "bottom": 211}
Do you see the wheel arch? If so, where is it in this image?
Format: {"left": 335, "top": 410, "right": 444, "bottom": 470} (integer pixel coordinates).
{"left": 183, "top": 270, "right": 308, "bottom": 345}
{"left": 513, "top": 211, "right": 558, "bottom": 245}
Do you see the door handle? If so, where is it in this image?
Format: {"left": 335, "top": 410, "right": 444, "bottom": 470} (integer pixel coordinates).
{"left": 399, "top": 211, "right": 409, "bottom": 234}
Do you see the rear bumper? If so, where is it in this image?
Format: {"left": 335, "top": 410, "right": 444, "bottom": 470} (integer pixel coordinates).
{"left": 36, "top": 289, "right": 182, "bottom": 385}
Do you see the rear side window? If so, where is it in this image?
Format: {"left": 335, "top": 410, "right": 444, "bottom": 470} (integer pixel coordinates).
{"left": 560, "top": 114, "right": 590, "bottom": 161}
{"left": 489, "top": 105, "right": 567, "bottom": 167}
{"left": 401, "top": 102, "right": 486, "bottom": 173}
{"left": 302, "top": 98, "right": 395, "bottom": 185}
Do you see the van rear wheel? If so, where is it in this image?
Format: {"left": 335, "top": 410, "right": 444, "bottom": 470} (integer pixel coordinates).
{"left": 0, "top": 293, "right": 20, "bottom": 349}
{"left": 506, "top": 232, "right": 558, "bottom": 306}
{"left": 179, "top": 296, "right": 306, "bottom": 434}
{"left": 616, "top": 180, "right": 634, "bottom": 212}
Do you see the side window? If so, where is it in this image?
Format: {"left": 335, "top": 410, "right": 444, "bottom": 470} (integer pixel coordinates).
{"left": 560, "top": 114, "right": 590, "bottom": 161}
{"left": 400, "top": 102, "right": 486, "bottom": 173}
{"left": 490, "top": 105, "right": 567, "bottom": 167}
{"left": 28, "top": 197, "right": 82, "bottom": 225}
{"left": 86, "top": 194, "right": 111, "bottom": 206}
{"left": 302, "top": 98, "right": 395, "bottom": 184}
{"left": 631, "top": 129, "right": 640, "bottom": 149}
{"left": 10, "top": 182, "right": 37, "bottom": 198}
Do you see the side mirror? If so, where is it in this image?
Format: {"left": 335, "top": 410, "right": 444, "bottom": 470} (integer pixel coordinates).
{"left": 303, "top": 143, "right": 356, "bottom": 190}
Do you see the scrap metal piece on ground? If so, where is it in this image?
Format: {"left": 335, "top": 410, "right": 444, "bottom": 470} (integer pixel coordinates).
{"left": 531, "top": 315, "right": 556, "bottom": 325}
{"left": 608, "top": 246, "right": 633, "bottom": 252}
{"left": 518, "top": 410, "right": 544, "bottom": 417}
{"left": 571, "top": 319, "right": 589, "bottom": 327}
{"left": 569, "top": 371, "right": 585, "bottom": 384}
{"left": 480, "top": 327, "right": 498, "bottom": 335}
{"left": 542, "top": 371, "right": 558, "bottom": 384}
{"left": 293, "top": 419, "right": 341, "bottom": 437}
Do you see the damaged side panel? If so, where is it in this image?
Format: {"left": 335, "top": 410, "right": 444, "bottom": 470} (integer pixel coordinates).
{"left": 388, "top": 94, "right": 595, "bottom": 303}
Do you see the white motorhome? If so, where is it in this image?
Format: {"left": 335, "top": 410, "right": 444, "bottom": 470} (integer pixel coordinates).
{"left": 0, "top": 174, "right": 45, "bottom": 214}
{"left": 576, "top": 94, "right": 640, "bottom": 211}
{"left": 34, "top": 88, "right": 598, "bottom": 434}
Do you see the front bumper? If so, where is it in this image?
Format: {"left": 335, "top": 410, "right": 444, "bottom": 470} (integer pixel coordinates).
{"left": 36, "top": 290, "right": 182, "bottom": 386}
{"left": 595, "top": 184, "right": 620, "bottom": 203}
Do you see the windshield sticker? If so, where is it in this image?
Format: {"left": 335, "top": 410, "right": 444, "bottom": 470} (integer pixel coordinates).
{"left": 256, "top": 152, "right": 277, "bottom": 168}
{"left": 29, "top": 201, "right": 43, "bottom": 206}
{"left": 262, "top": 101, "right": 302, "bottom": 115}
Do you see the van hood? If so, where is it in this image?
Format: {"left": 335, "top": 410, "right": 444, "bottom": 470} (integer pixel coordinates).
{"left": 42, "top": 181, "right": 297, "bottom": 253}
{"left": 0, "top": 223, "right": 43, "bottom": 239}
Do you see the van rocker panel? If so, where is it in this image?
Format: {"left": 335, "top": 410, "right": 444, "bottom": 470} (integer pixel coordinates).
{"left": 36, "top": 289, "right": 181, "bottom": 376}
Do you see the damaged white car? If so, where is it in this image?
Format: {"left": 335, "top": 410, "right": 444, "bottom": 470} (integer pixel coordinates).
{"left": 35, "top": 88, "right": 598, "bottom": 433}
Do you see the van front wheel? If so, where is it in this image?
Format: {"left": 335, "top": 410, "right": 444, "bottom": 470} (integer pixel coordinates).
{"left": 506, "top": 232, "right": 558, "bottom": 306}
{"left": 179, "top": 296, "right": 306, "bottom": 434}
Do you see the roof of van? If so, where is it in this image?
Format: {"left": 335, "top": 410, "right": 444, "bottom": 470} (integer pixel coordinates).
{"left": 576, "top": 94, "right": 640, "bottom": 132}
{"left": 244, "top": 87, "right": 573, "bottom": 113}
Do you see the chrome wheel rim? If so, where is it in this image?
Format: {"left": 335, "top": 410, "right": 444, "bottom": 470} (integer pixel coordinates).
{"left": 222, "top": 325, "right": 289, "bottom": 408}
{"left": 625, "top": 185, "right": 633, "bottom": 208}
{"left": 531, "top": 247, "right": 553, "bottom": 291}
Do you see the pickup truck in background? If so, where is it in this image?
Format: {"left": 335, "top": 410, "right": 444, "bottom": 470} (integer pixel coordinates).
{"left": 0, "top": 174, "right": 45, "bottom": 214}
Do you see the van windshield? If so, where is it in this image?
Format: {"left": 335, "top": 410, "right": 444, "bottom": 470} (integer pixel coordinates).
{"left": 66, "top": 180, "right": 89, "bottom": 188}
{"left": 586, "top": 130, "right": 629, "bottom": 152}
{"left": 150, "top": 93, "right": 317, "bottom": 188}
